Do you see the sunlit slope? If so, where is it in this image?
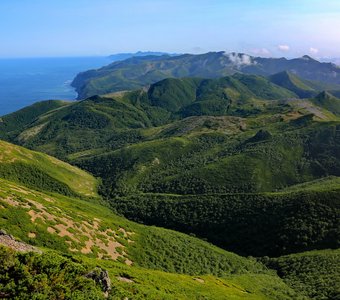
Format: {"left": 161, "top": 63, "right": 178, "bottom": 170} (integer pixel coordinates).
{"left": 0, "top": 177, "right": 269, "bottom": 275}
{"left": 0, "top": 100, "right": 70, "bottom": 139}
{"left": 0, "top": 140, "right": 98, "bottom": 197}
{"left": 0, "top": 177, "right": 299, "bottom": 299}
{"left": 0, "top": 246, "right": 299, "bottom": 300}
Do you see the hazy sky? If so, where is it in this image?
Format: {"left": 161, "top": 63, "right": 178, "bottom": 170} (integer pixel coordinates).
{"left": 1, "top": 0, "right": 340, "bottom": 58}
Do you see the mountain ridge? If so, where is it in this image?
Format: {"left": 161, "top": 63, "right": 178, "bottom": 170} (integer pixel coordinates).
{"left": 71, "top": 51, "right": 340, "bottom": 99}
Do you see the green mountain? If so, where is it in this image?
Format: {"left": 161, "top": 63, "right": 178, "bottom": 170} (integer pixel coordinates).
{"left": 72, "top": 52, "right": 340, "bottom": 99}
{"left": 311, "top": 91, "right": 340, "bottom": 116}
{"left": 0, "top": 150, "right": 299, "bottom": 299}
{"left": 0, "top": 76, "right": 339, "bottom": 259}
{"left": 0, "top": 74, "right": 296, "bottom": 158}
{"left": 1, "top": 72, "right": 339, "bottom": 298}
{"left": 269, "top": 71, "right": 317, "bottom": 98}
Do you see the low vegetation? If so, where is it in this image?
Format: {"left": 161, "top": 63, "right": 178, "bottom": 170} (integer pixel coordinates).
{"left": 0, "top": 246, "right": 104, "bottom": 299}
{"left": 0, "top": 177, "right": 300, "bottom": 299}
{"left": 0, "top": 245, "right": 301, "bottom": 300}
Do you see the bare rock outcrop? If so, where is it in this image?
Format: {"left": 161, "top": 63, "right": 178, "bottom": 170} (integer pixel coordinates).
{"left": 0, "top": 229, "right": 41, "bottom": 253}
{"left": 85, "top": 267, "right": 112, "bottom": 296}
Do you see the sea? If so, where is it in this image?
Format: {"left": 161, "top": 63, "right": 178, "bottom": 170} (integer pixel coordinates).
{"left": 0, "top": 56, "right": 112, "bottom": 116}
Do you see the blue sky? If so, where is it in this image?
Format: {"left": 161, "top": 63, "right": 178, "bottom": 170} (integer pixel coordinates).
{"left": 1, "top": 0, "right": 340, "bottom": 58}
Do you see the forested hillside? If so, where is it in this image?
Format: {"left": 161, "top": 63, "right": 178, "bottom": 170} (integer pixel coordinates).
{"left": 0, "top": 158, "right": 299, "bottom": 299}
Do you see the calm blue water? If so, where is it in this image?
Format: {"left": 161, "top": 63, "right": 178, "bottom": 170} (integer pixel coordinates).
{"left": 0, "top": 57, "right": 112, "bottom": 116}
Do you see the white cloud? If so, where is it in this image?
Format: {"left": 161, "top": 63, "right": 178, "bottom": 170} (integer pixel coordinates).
{"left": 277, "top": 45, "right": 290, "bottom": 52}
{"left": 223, "top": 52, "right": 256, "bottom": 68}
{"left": 309, "top": 47, "right": 319, "bottom": 55}
{"left": 250, "top": 48, "right": 271, "bottom": 56}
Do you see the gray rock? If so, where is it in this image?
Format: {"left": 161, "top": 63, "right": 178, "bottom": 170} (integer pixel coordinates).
{"left": 85, "top": 268, "right": 111, "bottom": 293}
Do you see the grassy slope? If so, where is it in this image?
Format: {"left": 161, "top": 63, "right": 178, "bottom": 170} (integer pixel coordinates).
{"left": 0, "top": 247, "right": 300, "bottom": 300}
{"left": 269, "top": 71, "right": 316, "bottom": 98}
{"left": 0, "top": 177, "right": 266, "bottom": 275}
{"left": 0, "top": 178, "right": 298, "bottom": 299}
{"left": 281, "top": 176, "right": 340, "bottom": 192}
{"left": 0, "top": 100, "right": 70, "bottom": 139}
{"left": 311, "top": 91, "right": 340, "bottom": 116}
{"left": 0, "top": 140, "right": 98, "bottom": 197}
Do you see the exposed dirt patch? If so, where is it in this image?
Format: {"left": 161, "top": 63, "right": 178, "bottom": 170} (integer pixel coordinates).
{"left": 1, "top": 197, "right": 20, "bottom": 207}
{"left": 288, "top": 99, "right": 328, "bottom": 120}
{"left": 31, "top": 207, "right": 130, "bottom": 260}
{"left": 1, "top": 182, "right": 134, "bottom": 262}
{"left": 282, "top": 111, "right": 303, "bottom": 121}
{"left": 81, "top": 239, "right": 95, "bottom": 254}
{"left": 54, "top": 223, "right": 78, "bottom": 241}
{"left": 117, "top": 276, "right": 134, "bottom": 283}
{"left": 119, "top": 228, "right": 134, "bottom": 238}
{"left": 10, "top": 187, "right": 31, "bottom": 195}
{"left": 161, "top": 116, "right": 247, "bottom": 136}
{"left": 43, "top": 196, "right": 54, "bottom": 203}
{"left": 193, "top": 278, "right": 205, "bottom": 284}
{"left": 28, "top": 232, "right": 36, "bottom": 238}
{"left": 47, "top": 227, "right": 56, "bottom": 234}
{"left": 18, "top": 123, "right": 47, "bottom": 142}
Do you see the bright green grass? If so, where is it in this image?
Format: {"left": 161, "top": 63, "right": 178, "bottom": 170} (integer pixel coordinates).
{"left": 0, "top": 178, "right": 301, "bottom": 299}
{"left": 281, "top": 176, "right": 340, "bottom": 192}
{"left": 0, "top": 140, "right": 98, "bottom": 197}
{"left": 0, "top": 245, "right": 300, "bottom": 300}
{"left": 0, "top": 178, "right": 269, "bottom": 276}
{"left": 91, "top": 258, "right": 299, "bottom": 300}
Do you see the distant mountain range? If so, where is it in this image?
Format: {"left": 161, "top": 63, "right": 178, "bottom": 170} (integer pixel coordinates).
{"left": 320, "top": 57, "right": 340, "bottom": 66}
{"left": 72, "top": 51, "right": 340, "bottom": 99}
{"left": 108, "top": 51, "right": 179, "bottom": 61}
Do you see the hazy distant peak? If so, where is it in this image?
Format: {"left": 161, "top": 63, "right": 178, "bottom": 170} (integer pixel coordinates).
{"left": 108, "top": 51, "right": 179, "bottom": 62}
{"left": 301, "top": 55, "right": 317, "bottom": 61}
{"left": 315, "top": 90, "right": 335, "bottom": 100}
